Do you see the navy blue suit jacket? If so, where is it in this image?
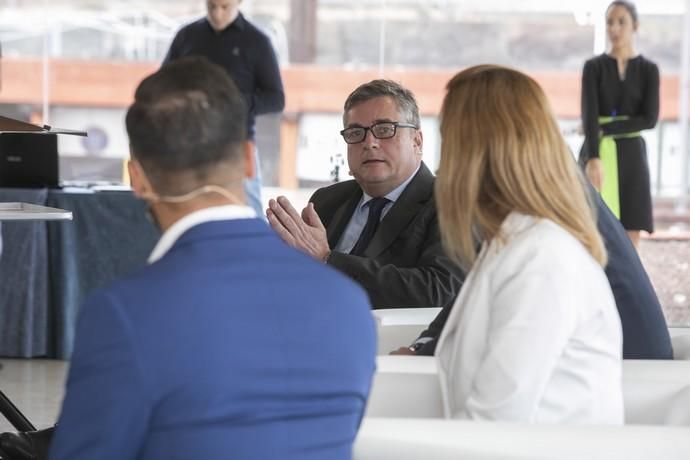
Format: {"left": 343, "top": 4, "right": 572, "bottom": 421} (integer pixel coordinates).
{"left": 49, "top": 218, "right": 376, "bottom": 460}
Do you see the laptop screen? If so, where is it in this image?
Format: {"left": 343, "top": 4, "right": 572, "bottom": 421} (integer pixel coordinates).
{"left": 0, "top": 133, "right": 59, "bottom": 188}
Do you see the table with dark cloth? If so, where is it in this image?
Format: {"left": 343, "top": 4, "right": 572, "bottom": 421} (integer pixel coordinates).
{"left": 0, "top": 188, "right": 159, "bottom": 359}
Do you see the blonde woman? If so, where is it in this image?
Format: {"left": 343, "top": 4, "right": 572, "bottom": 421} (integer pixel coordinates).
{"left": 435, "top": 65, "right": 624, "bottom": 424}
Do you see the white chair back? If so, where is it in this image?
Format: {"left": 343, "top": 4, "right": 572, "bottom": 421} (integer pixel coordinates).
{"left": 372, "top": 308, "right": 441, "bottom": 327}
{"left": 623, "top": 359, "right": 690, "bottom": 425}
{"left": 367, "top": 356, "right": 690, "bottom": 425}
{"left": 669, "top": 327, "right": 690, "bottom": 360}
{"left": 354, "top": 418, "right": 690, "bottom": 460}
{"left": 365, "top": 356, "right": 441, "bottom": 418}
{"left": 372, "top": 308, "right": 440, "bottom": 355}
{"left": 374, "top": 309, "right": 690, "bottom": 361}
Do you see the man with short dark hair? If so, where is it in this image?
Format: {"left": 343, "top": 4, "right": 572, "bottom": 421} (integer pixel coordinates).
{"left": 45, "top": 57, "right": 376, "bottom": 460}
{"left": 267, "top": 79, "right": 463, "bottom": 309}
{"left": 164, "top": 0, "right": 284, "bottom": 216}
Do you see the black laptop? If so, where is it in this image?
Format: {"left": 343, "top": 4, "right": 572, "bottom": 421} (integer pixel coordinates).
{"left": 0, "top": 116, "right": 87, "bottom": 189}
{"left": 0, "top": 132, "right": 59, "bottom": 188}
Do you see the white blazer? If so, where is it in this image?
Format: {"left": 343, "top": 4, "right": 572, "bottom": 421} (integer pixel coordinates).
{"left": 436, "top": 212, "right": 624, "bottom": 424}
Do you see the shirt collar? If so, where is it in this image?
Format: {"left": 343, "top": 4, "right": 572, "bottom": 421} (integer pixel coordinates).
{"left": 148, "top": 205, "right": 256, "bottom": 264}
{"left": 360, "top": 163, "right": 421, "bottom": 208}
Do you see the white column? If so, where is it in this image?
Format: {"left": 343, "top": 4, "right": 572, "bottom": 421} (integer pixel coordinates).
{"left": 593, "top": 3, "right": 607, "bottom": 55}
{"left": 378, "top": 0, "right": 386, "bottom": 77}
{"left": 678, "top": 0, "right": 690, "bottom": 210}
{"left": 42, "top": 30, "right": 50, "bottom": 125}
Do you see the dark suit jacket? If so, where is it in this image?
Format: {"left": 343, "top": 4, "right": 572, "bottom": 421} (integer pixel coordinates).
{"left": 49, "top": 218, "right": 376, "bottom": 460}
{"left": 416, "top": 190, "right": 674, "bottom": 360}
{"left": 311, "top": 163, "right": 464, "bottom": 309}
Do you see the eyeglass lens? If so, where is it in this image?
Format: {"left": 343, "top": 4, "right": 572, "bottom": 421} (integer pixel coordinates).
{"left": 343, "top": 123, "right": 397, "bottom": 143}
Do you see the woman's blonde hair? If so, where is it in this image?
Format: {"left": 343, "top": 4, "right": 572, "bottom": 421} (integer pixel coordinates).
{"left": 437, "top": 64, "right": 606, "bottom": 270}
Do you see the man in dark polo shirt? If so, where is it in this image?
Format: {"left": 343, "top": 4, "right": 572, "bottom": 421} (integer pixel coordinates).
{"left": 163, "top": 0, "right": 285, "bottom": 216}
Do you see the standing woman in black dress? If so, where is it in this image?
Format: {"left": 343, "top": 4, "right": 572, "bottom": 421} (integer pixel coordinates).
{"left": 580, "top": 0, "right": 659, "bottom": 248}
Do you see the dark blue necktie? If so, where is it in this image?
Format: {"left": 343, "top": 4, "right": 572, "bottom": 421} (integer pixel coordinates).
{"left": 350, "top": 197, "right": 390, "bottom": 256}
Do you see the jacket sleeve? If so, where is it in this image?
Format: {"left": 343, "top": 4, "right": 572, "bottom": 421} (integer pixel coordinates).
{"left": 581, "top": 59, "right": 602, "bottom": 160}
{"left": 452, "top": 255, "right": 581, "bottom": 421}
{"left": 325, "top": 209, "right": 464, "bottom": 309}
{"left": 412, "top": 304, "right": 452, "bottom": 355}
{"left": 49, "top": 291, "right": 151, "bottom": 460}
{"left": 162, "top": 29, "right": 183, "bottom": 66}
{"left": 249, "top": 35, "right": 285, "bottom": 115}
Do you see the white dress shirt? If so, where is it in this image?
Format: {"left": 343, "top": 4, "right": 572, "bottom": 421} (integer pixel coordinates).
{"left": 148, "top": 205, "right": 256, "bottom": 264}
{"left": 335, "top": 164, "right": 420, "bottom": 253}
{"left": 436, "top": 212, "right": 624, "bottom": 424}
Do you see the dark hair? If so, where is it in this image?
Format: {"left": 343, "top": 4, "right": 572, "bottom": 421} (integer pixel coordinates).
{"left": 607, "top": 1, "right": 638, "bottom": 23}
{"left": 343, "top": 79, "right": 420, "bottom": 127}
{"left": 125, "top": 56, "right": 246, "bottom": 193}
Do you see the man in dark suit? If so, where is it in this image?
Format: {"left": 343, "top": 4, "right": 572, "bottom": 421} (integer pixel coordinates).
{"left": 37, "top": 57, "right": 376, "bottom": 460}
{"left": 267, "top": 80, "right": 463, "bottom": 309}
{"left": 403, "top": 189, "right": 673, "bottom": 360}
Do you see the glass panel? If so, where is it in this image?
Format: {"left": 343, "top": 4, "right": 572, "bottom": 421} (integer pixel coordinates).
{"left": 0, "top": 0, "right": 687, "bottom": 325}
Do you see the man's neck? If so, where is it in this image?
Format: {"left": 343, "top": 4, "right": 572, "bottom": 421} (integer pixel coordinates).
{"left": 360, "top": 184, "right": 396, "bottom": 198}
{"left": 153, "top": 194, "right": 245, "bottom": 232}
{"left": 208, "top": 12, "right": 240, "bottom": 33}
{"left": 360, "top": 164, "right": 421, "bottom": 199}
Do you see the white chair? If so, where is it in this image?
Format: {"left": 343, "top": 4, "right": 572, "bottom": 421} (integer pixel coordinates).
{"left": 624, "top": 359, "right": 690, "bottom": 425}
{"left": 354, "top": 418, "right": 690, "bottom": 460}
{"left": 366, "top": 356, "right": 690, "bottom": 425}
{"left": 372, "top": 308, "right": 441, "bottom": 327}
{"left": 669, "top": 327, "right": 690, "bottom": 360}
{"left": 365, "top": 356, "right": 441, "bottom": 418}
{"left": 374, "top": 309, "right": 690, "bottom": 360}
{"left": 372, "top": 308, "right": 440, "bottom": 355}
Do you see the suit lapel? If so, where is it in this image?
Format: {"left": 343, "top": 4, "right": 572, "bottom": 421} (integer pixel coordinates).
{"left": 326, "top": 189, "right": 362, "bottom": 248}
{"left": 364, "top": 163, "right": 434, "bottom": 258}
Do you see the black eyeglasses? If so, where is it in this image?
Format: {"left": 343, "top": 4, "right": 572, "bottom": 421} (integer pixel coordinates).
{"left": 340, "top": 121, "right": 417, "bottom": 144}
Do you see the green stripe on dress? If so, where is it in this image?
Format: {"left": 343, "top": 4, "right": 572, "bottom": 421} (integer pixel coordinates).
{"left": 597, "top": 116, "right": 640, "bottom": 220}
{"left": 599, "top": 135, "right": 620, "bottom": 218}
